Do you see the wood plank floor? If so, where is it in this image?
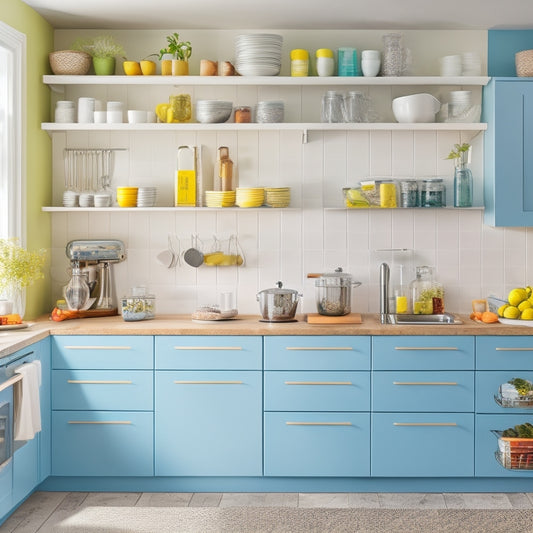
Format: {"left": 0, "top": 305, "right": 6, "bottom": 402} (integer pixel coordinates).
{"left": 2, "top": 491, "right": 533, "bottom": 532}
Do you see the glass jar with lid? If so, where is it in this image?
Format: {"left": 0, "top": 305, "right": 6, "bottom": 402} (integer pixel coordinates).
{"left": 420, "top": 178, "right": 445, "bottom": 207}
{"left": 409, "top": 266, "right": 444, "bottom": 315}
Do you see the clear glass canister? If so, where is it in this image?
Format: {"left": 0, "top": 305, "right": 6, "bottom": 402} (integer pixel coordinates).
{"left": 321, "top": 91, "right": 345, "bottom": 123}
{"left": 121, "top": 287, "right": 155, "bottom": 321}
{"left": 315, "top": 48, "right": 335, "bottom": 76}
{"left": 399, "top": 179, "right": 419, "bottom": 207}
{"left": 410, "top": 265, "right": 444, "bottom": 315}
{"left": 420, "top": 178, "right": 445, "bottom": 207}
{"left": 169, "top": 94, "right": 191, "bottom": 122}
{"left": 290, "top": 49, "right": 309, "bottom": 76}
{"left": 382, "top": 33, "right": 405, "bottom": 76}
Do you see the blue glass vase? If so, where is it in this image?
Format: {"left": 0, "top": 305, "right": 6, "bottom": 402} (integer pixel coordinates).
{"left": 454, "top": 163, "right": 473, "bottom": 208}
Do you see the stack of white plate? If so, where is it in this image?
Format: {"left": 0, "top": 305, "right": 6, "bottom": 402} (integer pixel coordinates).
{"left": 137, "top": 187, "right": 157, "bottom": 207}
{"left": 265, "top": 187, "right": 290, "bottom": 208}
{"left": 205, "top": 190, "right": 236, "bottom": 207}
{"left": 256, "top": 101, "right": 284, "bottom": 123}
{"left": 63, "top": 190, "right": 79, "bottom": 207}
{"left": 79, "top": 193, "right": 94, "bottom": 207}
{"left": 236, "top": 187, "right": 265, "bottom": 208}
{"left": 235, "top": 33, "right": 283, "bottom": 76}
{"left": 94, "top": 193, "right": 112, "bottom": 207}
{"left": 195, "top": 100, "right": 233, "bottom": 123}
{"left": 448, "top": 90, "right": 472, "bottom": 117}
{"left": 461, "top": 52, "right": 481, "bottom": 76}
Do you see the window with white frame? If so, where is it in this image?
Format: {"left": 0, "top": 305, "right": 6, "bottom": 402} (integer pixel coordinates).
{"left": 0, "top": 22, "right": 25, "bottom": 242}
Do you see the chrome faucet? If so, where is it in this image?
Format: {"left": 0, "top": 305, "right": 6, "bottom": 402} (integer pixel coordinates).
{"left": 379, "top": 262, "right": 390, "bottom": 324}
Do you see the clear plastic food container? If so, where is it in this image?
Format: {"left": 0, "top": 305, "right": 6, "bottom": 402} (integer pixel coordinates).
{"left": 121, "top": 291, "right": 155, "bottom": 322}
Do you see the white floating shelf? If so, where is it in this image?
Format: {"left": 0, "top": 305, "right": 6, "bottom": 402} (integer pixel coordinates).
{"left": 43, "top": 75, "right": 491, "bottom": 87}
{"left": 41, "top": 122, "right": 487, "bottom": 133}
{"left": 42, "top": 206, "right": 300, "bottom": 213}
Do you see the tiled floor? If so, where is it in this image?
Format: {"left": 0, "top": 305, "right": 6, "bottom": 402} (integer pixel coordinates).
{"left": 2, "top": 491, "right": 533, "bottom": 532}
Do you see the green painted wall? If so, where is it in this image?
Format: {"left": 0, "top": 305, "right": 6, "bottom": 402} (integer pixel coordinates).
{"left": 1, "top": 0, "right": 53, "bottom": 319}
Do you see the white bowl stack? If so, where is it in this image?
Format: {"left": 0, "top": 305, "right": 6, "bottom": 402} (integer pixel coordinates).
{"left": 195, "top": 100, "right": 233, "bottom": 123}
{"left": 235, "top": 33, "right": 283, "bottom": 76}
{"left": 136, "top": 187, "right": 157, "bottom": 207}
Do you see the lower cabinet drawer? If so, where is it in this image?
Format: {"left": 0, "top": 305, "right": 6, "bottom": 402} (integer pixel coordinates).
{"left": 264, "top": 371, "right": 370, "bottom": 411}
{"left": 476, "top": 371, "right": 533, "bottom": 414}
{"left": 475, "top": 414, "right": 533, "bottom": 477}
{"left": 52, "top": 370, "right": 153, "bottom": 411}
{"left": 371, "top": 413, "right": 474, "bottom": 477}
{"left": 264, "top": 412, "right": 370, "bottom": 477}
{"left": 0, "top": 459, "right": 12, "bottom": 520}
{"left": 372, "top": 371, "right": 474, "bottom": 412}
{"left": 52, "top": 411, "right": 154, "bottom": 476}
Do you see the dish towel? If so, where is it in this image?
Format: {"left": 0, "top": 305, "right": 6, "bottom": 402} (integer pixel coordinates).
{"left": 13, "top": 360, "right": 41, "bottom": 441}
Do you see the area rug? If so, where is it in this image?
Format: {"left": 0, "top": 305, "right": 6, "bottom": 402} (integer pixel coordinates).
{"left": 52, "top": 506, "right": 533, "bottom": 533}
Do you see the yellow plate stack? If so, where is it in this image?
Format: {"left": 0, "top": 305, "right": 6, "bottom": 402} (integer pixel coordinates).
{"left": 236, "top": 187, "right": 265, "bottom": 208}
{"left": 116, "top": 187, "right": 138, "bottom": 207}
{"left": 265, "top": 187, "right": 290, "bottom": 207}
{"left": 205, "top": 190, "right": 236, "bottom": 207}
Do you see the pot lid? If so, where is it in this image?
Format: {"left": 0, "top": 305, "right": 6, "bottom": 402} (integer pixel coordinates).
{"left": 308, "top": 267, "right": 361, "bottom": 287}
{"left": 258, "top": 281, "right": 299, "bottom": 295}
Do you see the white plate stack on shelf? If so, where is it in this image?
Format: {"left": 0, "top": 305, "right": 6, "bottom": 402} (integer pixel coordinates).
{"left": 234, "top": 33, "right": 283, "bottom": 76}
{"left": 136, "top": 187, "right": 157, "bottom": 207}
{"left": 63, "top": 190, "right": 79, "bottom": 207}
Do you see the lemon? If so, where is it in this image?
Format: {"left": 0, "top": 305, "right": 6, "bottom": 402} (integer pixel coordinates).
{"left": 519, "top": 300, "right": 532, "bottom": 312}
{"left": 508, "top": 288, "right": 528, "bottom": 307}
{"left": 527, "top": 286, "right": 533, "bottom": 297}
{"left": 503, "top": 306, "right": 521, "bottom": 319}
{"left": 522, "top": 308, "right": 533, "bottom": 320}
{"left": 498, "top": 304, "right": 509, "bottom": 317}
{"left": 123, "top": 60, "right": 142, "bottom": 75}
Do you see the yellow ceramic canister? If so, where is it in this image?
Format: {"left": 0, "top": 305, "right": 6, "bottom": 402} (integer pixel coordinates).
{"left": 379, "top": 181, "right": 397, "bottom": 208}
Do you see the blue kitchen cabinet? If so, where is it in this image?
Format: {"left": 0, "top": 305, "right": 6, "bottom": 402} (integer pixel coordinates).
{"left": 264, "top": 336, "right": 371, "bottom": 477}
{"left": 51, "top": 336, "right": 154, "bottom": 477}
{"left": 475, "top": 336, "right": 533, "bottom": 476}
{"left": 371, "top": 336, "right": 475, "bottom": 477}
{"left": 155, "top": 336, "right": 263, "bottom": 476}
{"left": 483, "top": 78, "right": 533, "bottom": 226}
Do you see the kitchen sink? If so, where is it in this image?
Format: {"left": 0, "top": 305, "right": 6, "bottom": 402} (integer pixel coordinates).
{"left": 386, "top": 313, "right": 462, "bottom": 325}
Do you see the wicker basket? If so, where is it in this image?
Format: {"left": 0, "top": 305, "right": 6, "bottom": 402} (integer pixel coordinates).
{"left": 515, "top": 49, "right": 533, "bottom": 77}
{"left": 49, "top": 50, "right": 91, "bottom": 75}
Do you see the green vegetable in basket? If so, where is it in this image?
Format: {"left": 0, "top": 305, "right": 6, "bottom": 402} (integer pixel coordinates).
{"left": 502, "top": 423, "right": 533, "bottom": 438}
{"left": 509, "top": 377, "right": 533, "bottom": 396}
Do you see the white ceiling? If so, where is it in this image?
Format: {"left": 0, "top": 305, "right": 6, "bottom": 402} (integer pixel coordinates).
{"left": 19, "top": 0, "right": 533, "bottom": 30}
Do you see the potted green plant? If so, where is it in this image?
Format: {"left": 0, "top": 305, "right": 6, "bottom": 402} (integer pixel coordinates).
{"left": 159, "top": 32, "right": 192, "bottom": 76}
{"left": 0, "top": 239, "right": 46, "bottom": 319}
{"left": 72, "top": 35, "right": 126, "bottom": 75}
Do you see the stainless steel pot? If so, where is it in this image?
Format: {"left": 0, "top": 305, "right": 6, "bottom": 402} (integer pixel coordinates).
{"left": 308, "top": 267, "right": 362, "bottom": 316}
{"left": 256, "top": 281, "right": 302, "bottom": 322}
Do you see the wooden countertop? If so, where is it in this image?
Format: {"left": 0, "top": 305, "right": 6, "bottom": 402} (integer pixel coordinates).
{"left": 1, "top": 312, "right": 531, "bottom": 359}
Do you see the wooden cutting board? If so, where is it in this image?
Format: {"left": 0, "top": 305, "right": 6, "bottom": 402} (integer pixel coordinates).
{"left": 306, "top": 313, "right": 362, "bottom": 324}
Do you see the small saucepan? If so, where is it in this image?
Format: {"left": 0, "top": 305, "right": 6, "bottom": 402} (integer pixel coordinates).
{"left": 308, "top": 267, "right": 362, "bottom": 316}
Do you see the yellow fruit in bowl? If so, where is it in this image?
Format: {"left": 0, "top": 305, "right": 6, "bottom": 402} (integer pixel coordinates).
{"left": 508, "top": 288, "right": 528, "bottom": 307}
{"left": 498, "top": 304, "right": 509, "bottom": 317}
{"left": 519, "top": 300, "right": 532, "bottom": 312}
{"left": 123, "top": 60, "right": 142, "bottom": 75}
{"left": 503, "top": 305, "right": 521, "bottom": 319}
{"left": 521, "top": 308, "right": 533, "bottom": 320}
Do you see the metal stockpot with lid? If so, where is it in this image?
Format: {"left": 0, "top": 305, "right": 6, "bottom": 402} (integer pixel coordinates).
{"left": 308, "top": 267, "right": 362, "bottom": 316}
{"left": 256, "top": 281, "right": 302, "bottom": 322}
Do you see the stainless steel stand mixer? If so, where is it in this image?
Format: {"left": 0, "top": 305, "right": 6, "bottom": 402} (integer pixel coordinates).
{"left": 65, "top": 240, "right": 126, "bottom": 311}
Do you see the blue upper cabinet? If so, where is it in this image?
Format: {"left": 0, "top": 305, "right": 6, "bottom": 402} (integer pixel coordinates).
{"left": 483, "top": 78, "right": 533, "bottom": 226}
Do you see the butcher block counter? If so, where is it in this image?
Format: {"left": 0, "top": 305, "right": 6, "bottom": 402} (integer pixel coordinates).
{"left": 0, "top": 312, "right": 531, "bottom": 359}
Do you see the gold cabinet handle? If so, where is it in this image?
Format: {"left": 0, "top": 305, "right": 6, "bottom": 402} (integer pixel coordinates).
{"left": 284, "top": 381, "right": 353, "bottom": 386}
{"left": 174, "top": 380, "right": 243, "bottom": 385}
{"left": 285, "top": 347, "right": 354, "bottom": 351}
{"left": 394, "top": 347, "right": 458, "bottom": 351}
{"left": 393, "top": 422, "right": 457, "bottom": 427}
{"left": 495, "top": 347, "right": 533, "bottom": 351}
{"left": 67, "top": 380, "right": 133, "bottom": 385}
{"left": 286, "top": 421, "right": 353, "bottom": 426}
{"left": 393, "top": 381, "right": 457, "bottom": 386}
{"left": 173, "top": 346, "right": 242, "bottom": 351}
{"left": 68, "top": 421, "right": 132, "bottom": 425}
{"left": 64, "top": 346, "right": 132, "bottom": 350}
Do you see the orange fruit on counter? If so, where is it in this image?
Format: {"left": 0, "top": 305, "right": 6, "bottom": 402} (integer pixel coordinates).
{"left": 481, "top": 311, "right": 499, "bottom": 323}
